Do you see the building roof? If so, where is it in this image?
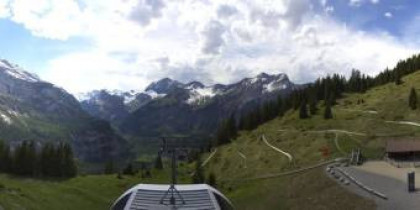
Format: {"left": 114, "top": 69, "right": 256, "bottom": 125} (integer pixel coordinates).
{"left": 386, "top": 140, "right": 420, "bottom": 153}
{"left": 111, "top": 184, "right": 233, "bottom": 210}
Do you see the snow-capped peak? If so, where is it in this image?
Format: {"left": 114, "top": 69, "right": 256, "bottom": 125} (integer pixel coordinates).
{"left": 262, "top": 73, "right": 290, "bottom": 93}
{"left": 145, "top": 78, "right": 183, "bottom": 94}
{"left": 185, "top": 81, "right": 205, "bottom": 90}
{"left": 0, "top": 59, "right": 41, "bottom": 83}
{"left": 186, "top": 85, "right": 218, "bottom": 105}
{"left": 144, "top": 90, "right": 167, "bottom": 99}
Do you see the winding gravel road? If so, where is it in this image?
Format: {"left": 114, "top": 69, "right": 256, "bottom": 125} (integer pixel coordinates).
{"left": 385, "top": 120, "right": 420, "bottom": 127}
{"left": 340, "top": 108, "right": 378, "bottom": 114}
{"left": 261, "top": 135, "right": 293, "bottom": 162}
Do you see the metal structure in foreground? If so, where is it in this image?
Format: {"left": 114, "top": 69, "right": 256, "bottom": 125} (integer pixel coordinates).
{"left": 111, "top": 136, "right": 234, "bottom": 210}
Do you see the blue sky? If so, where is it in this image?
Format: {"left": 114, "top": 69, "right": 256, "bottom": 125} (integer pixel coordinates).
{"left": 0, "top": 19, "right": 91, "bottom": 74}
{"left": 0, "top": 0, "right": 419, "bottom": 93}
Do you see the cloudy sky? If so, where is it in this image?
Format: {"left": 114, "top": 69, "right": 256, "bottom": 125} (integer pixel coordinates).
{"left": 0, "top": 0, "right": 419, "bottom": 94}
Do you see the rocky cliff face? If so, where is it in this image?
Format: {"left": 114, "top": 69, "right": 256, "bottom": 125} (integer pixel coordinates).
{"left": 0, "top": 59, "right": 128, "bottom": 162}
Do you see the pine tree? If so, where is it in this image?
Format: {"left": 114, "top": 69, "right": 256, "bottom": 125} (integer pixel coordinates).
{"left": 395, "top": 71, "right": 402, "bottom": 85}
{"left": 192, "top": 156, "right": 205, "bottom": 184}
{"left": 27, "top": 141, "right": 37, "bottom": 176}
{"left": 54, "top": 142, "right": 64, "bottom": 177}
{"left": 62, "top": 142, "right": 77, "bottom": 177}
{"left": 40, "top": 142, "right": 55, "bottom": 177}
{"left": 409, "top": 87, "right": 418, "bottom": 110}
{"left": 154, "top": 153, "right": 163, "bottom": 170}
{"left": 13, "top": 141, "right": 29, "bottom": 175}
{"left": 309, "top": 97, "right": 318, "bottom": 115}
{"left": 1, "top": 144, "right": 11, "bottom": 173}
{"left": 123, "top": 162, "right": 135, "bottom": 175}
{"left": 277, "top": 96, "right": 284, "bottom": 117}
{"left": 0, "top": 140, "right": 5, "bottom": 173}
{"left": 207, "top": 172, "right": 217, "bottom": 187}
{"left": 324, "top": 98, "right": 333, "bottom": 119}
{"left": 215, "top": 120, "right": 229, "bottom": 145}
{"left": 104, "top": 160, "right": 114, "bottom": 174}
{"left": 299, "top": 99, "right": 309, "bottom": 119}
{"left": 227, "top": 115, "right": 237, "bottom": 140}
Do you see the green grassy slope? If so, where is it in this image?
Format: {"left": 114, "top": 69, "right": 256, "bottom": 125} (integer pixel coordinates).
{"left": 0, "top": 167, "right": 195, "bottom": 210}
{"left": 204, "top": 71, "right": 420, "bottom": 209}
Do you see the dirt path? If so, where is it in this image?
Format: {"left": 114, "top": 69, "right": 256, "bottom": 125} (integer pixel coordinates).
{"left": 334, "top": 133, "right": 347, "bottom": 155}
{"left": 238, "top": 151, "right": 247, "bottom": 168}
{"left": 261, "top": 135, "right": 293, "bottom": 162}
{"left": 306, "top": 129, "right": 367, "bottom": 136}
{"left": 341, "top": 109, "right": 378, "bottom": 114}
{"left": 201, "top": 149, "right": 217, "bottom": 167}
{"left": 385, "top": 121, "right": 420, "bottom": 127}
{"left": 229, "top": 158, "right": 344, "bottom": 182}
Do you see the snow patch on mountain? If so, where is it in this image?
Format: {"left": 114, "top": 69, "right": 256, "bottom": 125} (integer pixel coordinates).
{"left": 263, "top": 82, "right": 288, "bottom": 93}
{"left": 186, "top": 86, "right": 218, "bottom": 104}
{"left": 145, "top": 90, "right": 166, "bottom": 99}
{"left": 0, "top": 59, "right": 41, "bottom": 83}
{"left": 0, "top": 112, "right": 12, "bottom": 125}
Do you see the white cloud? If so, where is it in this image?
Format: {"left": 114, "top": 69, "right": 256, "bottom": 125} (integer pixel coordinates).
{"left": 201, "top": 20, "right": 226, "bottom": 54}
{"left": 0, "top": 0, "right": 10, "bottom": 17}
{"left": 349, "top": 0, "right": 379, "bottom": 7}
{"left": 8, "top": 0, "right": 85, "bottom": 40}
{"left": 384, "top": 12, "right": 393, "bottom": 18}
{"left": 0, "top": 0, "right": 418, "bottom": 94}
{"left": 217, "top": 4, "right": 238, "bottom": 19}
{"left": 349, "top": 0, "right": 362, "bottom": 7}
{"left": 129, "top": 0, "right": 165, "bottom": 26}
{"left": 324, "top": 6, "right": 334, "bottom": 14}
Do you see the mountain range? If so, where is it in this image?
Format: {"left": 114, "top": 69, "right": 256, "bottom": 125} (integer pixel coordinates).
{"left": 0, "top": 58, "right": 299, "bottom": 162}
{"left": 78, "top": 72, "right": 299, "bottom": 138}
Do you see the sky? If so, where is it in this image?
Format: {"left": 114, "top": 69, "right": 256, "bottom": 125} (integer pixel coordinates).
{"left": 0, "top": 0, "right": 420, "bottom": 94}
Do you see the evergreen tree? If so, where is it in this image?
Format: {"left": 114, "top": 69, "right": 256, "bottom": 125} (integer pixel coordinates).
{"left": 309, "top": 96, "right": 318, "bottom": 115}
{"left": 62, "top": 142, "right": 77, "bottom": 177}
{"left": 192, "top": 156, "right": 205, "bottom": 184}
{"left": 104, "top": 160, "right": 114, "bottom": 174}
{"left": 277, "top": 96, "right": 284, "bottom": 117}
{"left": 0, "top": 140, "right": 6, "bottom": 173}
{"left": 1, "top": 144, "right": 11, "bottom": 173}
{"left": 27, "top": 141, "right": 37, "bottom": 176}
{"left": 215, "top": 120, "right": 229, "bottom": 145}
{"left": 395, "top": 71, "right": 402, "bottom": 85}
{"left": 154, "top": 153, "right": 163, "bottom": 170}
{"left": 40, "top": 142, "right": 55, "bottom": 177}
{"left": 324, "top": 98, "right": 333, "bottom": 119}
{"left": 53, "top": 142, "right": 64, "bottom": 177}
{"left": 409, "top": 87, "right": 418, "bottom": 110}
{"left": 227, "top": 114, "right": 237, "bottom": 140}
{"left": 299, "top": 99, "right": 309, "bottom": 119}
{"left": 207, "top": 172, "right": 217, "bottom": 187}
{"left": 123, "top": 162, "right": 135, "bottom": 175}
{"left": 13, "top": 141, "right": 29, "bottom": 175}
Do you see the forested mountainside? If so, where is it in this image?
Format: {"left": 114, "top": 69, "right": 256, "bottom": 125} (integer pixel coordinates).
{"left": 0, "top": 59, "right": 128, "bottom": 162}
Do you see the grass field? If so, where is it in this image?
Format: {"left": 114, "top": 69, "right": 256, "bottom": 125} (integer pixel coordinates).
{"left": 2, "top": 71, "right": 420, "bottom": 209}
{"left": 0, "top": 167, "right": 193, "bottom": 210}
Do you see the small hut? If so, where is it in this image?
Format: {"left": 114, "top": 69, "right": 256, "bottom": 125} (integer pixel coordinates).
{"left": 386, "top": 140, "right": 420, "bottom": 162}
